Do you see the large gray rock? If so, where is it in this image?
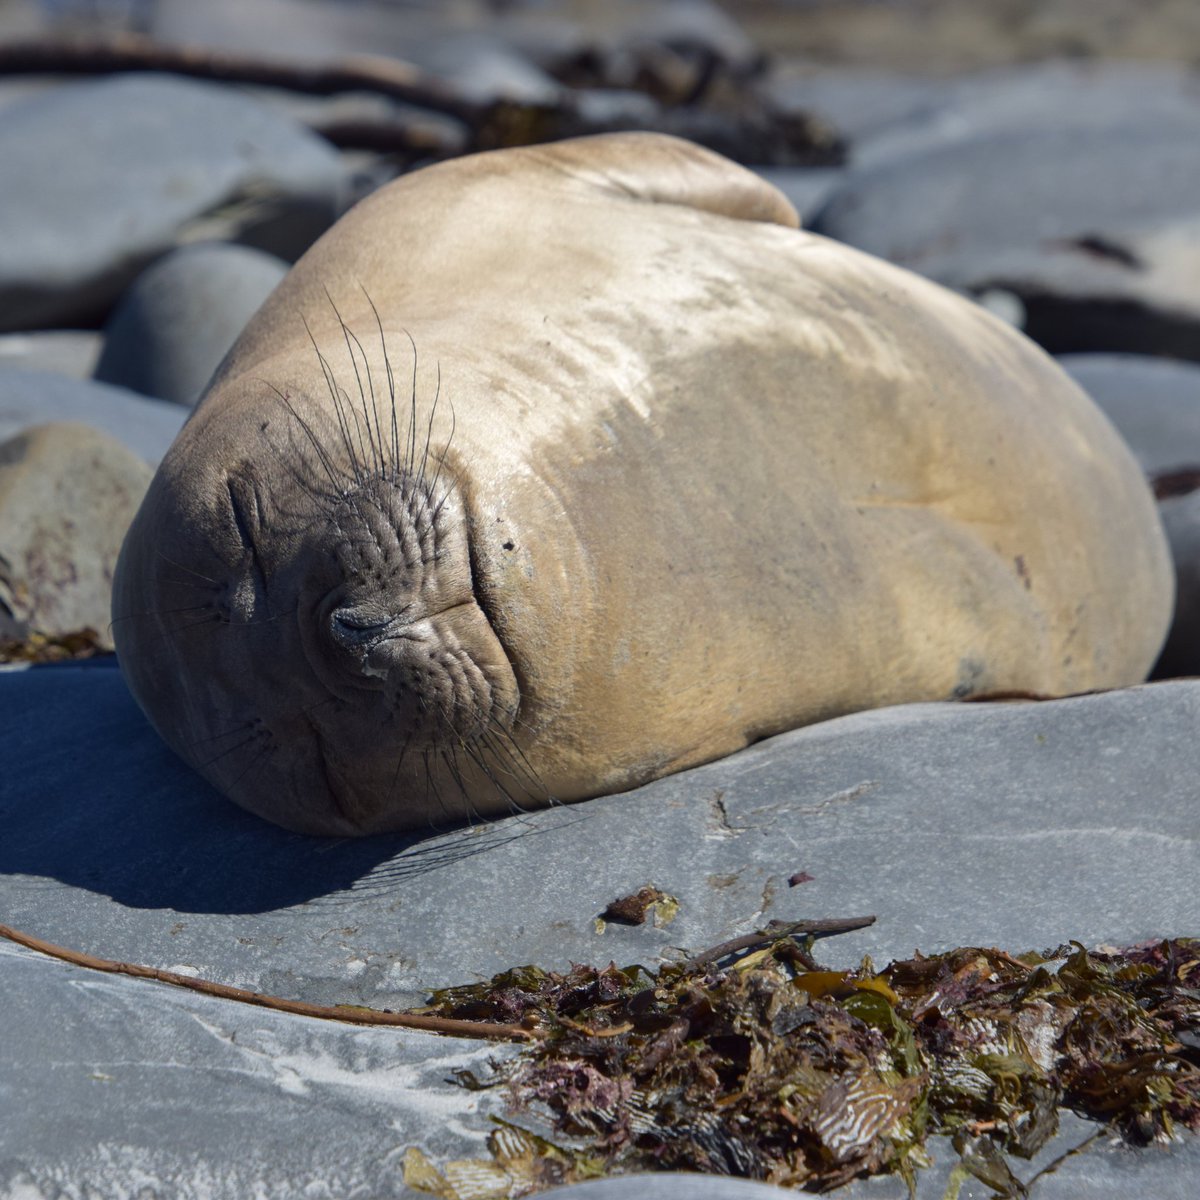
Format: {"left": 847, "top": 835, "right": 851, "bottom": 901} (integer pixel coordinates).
{"left": 94, "top": 243, "right": 288, "bottom": 406}
{"left": 0, "top": 367, "right": 186, "bottom": 462}
{"left": 810, "top": 123, "right": 1200, "bottom": 359}
{"left": 0, "top": 937, "right": 509, "bottom": 1200}
{"left": 771, "top": 61, "right": 1200, "bottom": 167}
{"left": 1059, "top": 354, "right": 1200, "bottom": 675}
{"left": 1, "top": 666, "right": 1198, "bottom": 1195}
{"left": 3, "top": 666, "right": 1199, "bottom": 1194}
{"left": 0, "top": 330, "right": 103, "bottom": 380}
{"left": 0, "top": 74, "right": 345, "bottom": 331}
{"left": 1059, "top": 353, "right": 1200, "bottom": 476}
{"left": 0, "top": 423, "right": 151, "bottom": 644}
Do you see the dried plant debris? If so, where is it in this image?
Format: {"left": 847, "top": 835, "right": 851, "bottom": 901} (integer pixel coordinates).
{"left": 408, "top": 937, "right": 1200, "bottom": 1198}
{"left": 0, "top": 626, "right": 109, "bottom": 663}
{"left": 600, "top": 886, "right": 680, "bottom": 928}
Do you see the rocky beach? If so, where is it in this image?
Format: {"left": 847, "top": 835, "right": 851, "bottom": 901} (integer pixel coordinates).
{"left": 1, "top": 2, "right": 1198, "bottom": 1197}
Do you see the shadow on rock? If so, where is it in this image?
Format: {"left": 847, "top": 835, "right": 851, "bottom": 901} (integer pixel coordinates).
{"left": 0, "top": 662, "right": 546, "bottom": 914}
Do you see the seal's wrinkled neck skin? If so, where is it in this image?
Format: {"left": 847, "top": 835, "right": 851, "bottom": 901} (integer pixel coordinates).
{"left": 113, "top": 354, "right": 530, "bottom": 837}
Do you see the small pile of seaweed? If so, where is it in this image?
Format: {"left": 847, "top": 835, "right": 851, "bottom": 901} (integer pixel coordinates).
{"left": 406, "top": 936, "right": 1200, "bottom": 1197}
{"left": 0, "top": 626, "right": 109, "bottom": 663}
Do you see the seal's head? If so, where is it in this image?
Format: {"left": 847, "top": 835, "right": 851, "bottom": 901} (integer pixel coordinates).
{"left": 113, "top": 366, "right": 523, "bottom": 836}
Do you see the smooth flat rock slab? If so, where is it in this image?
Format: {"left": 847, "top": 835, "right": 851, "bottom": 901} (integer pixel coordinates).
{"left": 0, "top": 74, "right": 344, "bottom": 330}
{"left": 0, "top": 368, "right": 185, "bottom": 463}
{"left": 810, "top": 123, "right": 1200, "bottom": 358}
{"left": 865, "top": 61, "right": 1200, "bottom": 166}
{"left": 1, "top": 664, "right": 1196, "bottom": 1012}
{"left": 0, "top": 938, "right": 510, "bottom": 1200}
{"left": 94, "top": 243, "right": 289, "bottom": 407}
{"left": 0, "top": 330, "right": 102, "bottom": 380}
{"left": 3, "top": 664, "right": 1198, "bottom": 1198}
{"left": 1059, "top": 353, "right": 1200, "bottom": 475}
{"left": 1058, "top": 353, "right": 1200, "bottom": 676}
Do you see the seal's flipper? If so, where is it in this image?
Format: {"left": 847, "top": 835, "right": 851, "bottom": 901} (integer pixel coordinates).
{"left": 523, "top": 132, "right": 800, "bottom": 230}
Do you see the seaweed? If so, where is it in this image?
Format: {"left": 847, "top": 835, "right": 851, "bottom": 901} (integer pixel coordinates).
{"left": 406, "top": 934, "right": 1200, "bottom": 1197}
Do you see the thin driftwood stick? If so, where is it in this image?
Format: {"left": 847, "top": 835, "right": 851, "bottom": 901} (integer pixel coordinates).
{"left": 0, "top": 33, "right": 480, "bottom": 120}
{"left": 683, "top": 914, "right": 876, "bottom": 969}
{"left": 0, "top": 922, "right": 535, "bottom": 1041}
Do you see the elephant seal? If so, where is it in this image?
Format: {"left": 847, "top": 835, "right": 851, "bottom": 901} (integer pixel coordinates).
{"left": 112, "top": 133, "right": 1173, "bottom": 836}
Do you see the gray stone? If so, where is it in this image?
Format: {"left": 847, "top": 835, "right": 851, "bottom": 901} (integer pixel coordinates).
{"left": 0, "top": 330, "right": 103, "bottom": 380}
{"left": 1, "top": 667, "right": 1198, "bottom": 1195}
{"left": 0, "top": 423, "right": 151, "bottom": 644}
{"left": 855, "top": 61, "right": 1200, "bottom": 166}
{"left": 761, "top": 67, "right": 951, "bottom": 150}
{"left": 810, "top": 123, "right": 1200, "bottom": 358}
{"left": 0, "top": 368, "right": 186, "bottom": 462}
{"left": 1, "top": 668, "right": 1196, "bottom": 1005}
{"left": 94, "top": 243, "right": 288, "bottom": 406}
{"left": 1059, "top": 353, "right": 1200, "bottom": 475}
{"left": 0, "top": 938, "right": 511, "bottom": 1200}
{"left": 1058, "top": 354, "right": 1200, "bottom": 676}
{"left": 0, "top": 74, "right": 345, "bottom": 331}
{"left": 752, "top": 166, "right": 845, "bottom": 223}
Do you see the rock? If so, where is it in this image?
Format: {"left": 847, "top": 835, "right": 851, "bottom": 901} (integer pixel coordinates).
{"left": 0, "top": 936, "right": 510, "bottom": 1200}
{"left": 1058, "top": 354, "right": 1200, "bottom": 676}
{"left": 847, "top": 61, "right": 1200, "bottom": 167}
{"left": 1156, "top": 493, "right": 1200, "bottom": 676}
{"left": 1, "top": 668, "right": 1195, "bottom": 1005}
{"left": 0, "top": 423, "right": 151, "bottom": 644}
{"left": 1059, "top": 353, "right": 1200, "bottom": 475}
{"left": 94, "top": 243, "right": 288, "bottom": 407}
{"left": 810, "top": 122, "right": 1200, "bottom": 358}
{"left": 751, "top": 167, "right": 845, "bottom": 222}
{"left": 1, "top": 667, "right": 1198, "bottom": 1195}
{"left": 0, "top": 368, "right": 186, "bottom": 462}
{"left": 0, "top": 330, "right": 103, "bottom": 379}
{"left": 761, "top": 67, "right": 950, "bottom": 152}
{"left": 0, "top": 74, "right": 346, "bottom": 331}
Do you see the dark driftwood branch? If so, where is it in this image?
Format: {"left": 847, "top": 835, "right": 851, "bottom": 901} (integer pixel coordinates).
{"left": 0, "top": 34, "right": 845, "bottom": 166}
{"left": 683, "top": 915, "right": 877, "bottom": 969}
{"left": 0, "top": 922, "right": 534, "bottom": 1041}
{"left": 0, "top": 34, "right": 480, "bottom": 120}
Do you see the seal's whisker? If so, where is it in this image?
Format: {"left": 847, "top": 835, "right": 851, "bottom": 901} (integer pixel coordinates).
{"left": 359, "top": 287, "right": 401, "bottom": 478}
{"left": 430, "top": 468, "right": 461, "bottom": 523}
{"left": 417, "top": 360, "right": 441, "bottom": 490}
{"left": 182, "top": 721, "right": 260, "bottom": 749}
{"left": 338, "top": 385, "right": 373, "bottom": 484}
{"left": 223, "top": 740, "right": 274, "bottom": 792}
{"left": 326, "top": 289, "right": 384, "bottom": 479}
{"left": 152, "top": 550, "right": 220, "bottom": 586}
{"left": 266, "top": 383, "right": 346, "bottom": 501}
{"left": 405, "top": 328, "right": 420, "bottom": 479}
{"left": 302, "top": 315, "right": 362, "bottom": 488}
{"left": 197, "top": 731, "right": 264, "bottom": 771}
{"left": 479, "top": 723, "right": 551, "bottom": 801}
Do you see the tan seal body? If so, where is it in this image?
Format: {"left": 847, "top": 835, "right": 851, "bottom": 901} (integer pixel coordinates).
{"left": 113, "top": 133, "right": 1172, "bottom": 836}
